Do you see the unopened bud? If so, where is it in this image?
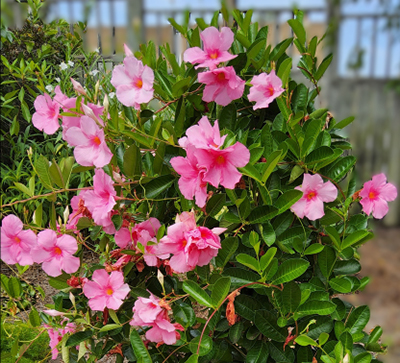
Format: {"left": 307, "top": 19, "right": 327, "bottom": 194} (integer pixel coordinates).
{"left": 70, "top": 78, "right": 87, "bottom": 96}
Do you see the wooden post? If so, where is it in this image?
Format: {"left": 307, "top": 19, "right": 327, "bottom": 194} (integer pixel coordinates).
{"left": 127, "top": 0, "right": 145, "bottom": 51}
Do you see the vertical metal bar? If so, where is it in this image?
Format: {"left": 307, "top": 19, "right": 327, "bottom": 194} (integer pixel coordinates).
{"left": 274, "top": 11, "right": 280, "bottom": 46}
{"left": 95, "top": 0, "right": 102, "bottom": 54}
{"left": 370, "top": 16, "right": 378, "bottom": 78}
{"left": 157, "top": 12, "right": 162, "bottom": 51}
{"left": 386, "top": 26, "right": 393, "bottom": 78}
{"left": 355, "top": 17, "right": 362, "bottom": 78}
{"left": 68, "top": 0, "right": 74, "bottom": 33}
{"left": 110, "top": 0, "right": 116, "bottom": 54}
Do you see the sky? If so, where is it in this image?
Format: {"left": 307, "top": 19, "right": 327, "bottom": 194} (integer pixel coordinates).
{"left": 46, "top": 0, "right": 399, "bottom": 78}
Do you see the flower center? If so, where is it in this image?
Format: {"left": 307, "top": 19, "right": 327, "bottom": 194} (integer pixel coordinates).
{"left": 54, "top": 247, "right": 62, "bottom": 255}
{"left": 217, "top": 72, "right": 226, "bottom": 81}
{"left": 306, "top": 191, "right": 317, "bottom": 200}
{"left": 368, "top": 191, "right": 377, "bottom": 200}
{"left": 14, "top": 236, "right": 21, "bottom": 243}
{"left": 182, "top": 239, "right": 188, "bottom": 247}
{"left": 210, "top": 51, "right": 219, "bottom": 59}
{"left": 93, "top": 136, "right": 101, "bottom": 146}
{"left": 106, "top": 288, "right": 114, "bottom": 296}
{"left": 216, "top": 155, "right": 225, "bottom": 165}
{"left": 136, "top": 79, "right": 143, "bottom": 89}
{"left": 266, "top": 86, "right": 275, "bottom": 97}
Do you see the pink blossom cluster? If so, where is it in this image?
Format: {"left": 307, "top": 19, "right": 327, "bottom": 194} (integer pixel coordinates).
{"left": 1, "top": 215, "right": 80, "bottom": 277}
{"left": 130, "top": 292, "right": 184, "bottom": 345}
{"left": 114, "top": 217, "right": 168, "bottom": 266}
{"left": 157, "top": 211, "right": 226, "bottom": 273}
{"left": 184, "top": 27, "right": 244, "bottom": 106}
{"left": 32, "top": 84, "right": 112, "bottom": 168}
{"left": 44, "top": 321, "right": 76, "bottom": 359}
{"left": 171, "top": 116, "right": 250, "bottom": 207}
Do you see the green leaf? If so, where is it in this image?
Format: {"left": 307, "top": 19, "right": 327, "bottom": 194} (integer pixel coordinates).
{"left": 34, "top": 155, "right": 53, "bottom": 189}
{"left": 21, "top": 100, "right": 31, "bottom": 122}
{"left": 254, "top": 310, "right": 287, "bottom": 342}
{"left": 99, "top": 324, "right": 122, "bottom": 333}
{"left": 235, "top": 294, "right": 261, "bottom": 321}
{"left": 295, "top": 335, "right": 318, "bottom": 346}
{"left": 248, "top": 206, "right": 278, "bottom": 224}
{"left": 315, "top": 54, "right": 333, "bottom": 81}
{"left": 325, "top": 156, "right": 356, "bottom": 182}
{"left": 168, "top": 17, "right": 185, "bottom": 34}
{"left": 174, "top": 96, "right": 186, "bottom": 137}
{"left": 211, "top": 276, "right": 231, "bottom": 307}
{"left": 297, "top": 300, "right": 337, "bottom": 316}
{"left": 189, "top": 336, "right": 213, "bottom": 356}
{"left": 216, "top": 237, "right": 239, "bottom": 267}
{"left": 335, "top": 116, "right": 355, "bottom": 130}
{"left": 334, "top": 259, "right": 361, "bottom": 275}
{"left": 236, "top": 254, "right": 260, "bottom": 272}
{"left": 130, "top": 329, "right": 152, "bottom": 363}
{"left": 219, "top": 103, "right": 237, "bottom": 130}
{"left": 8, "top": 277, "right": 22, "bottom": 298}
{"left": 173, "top": 302, "right": 196, "bottom": 328}
{"left": 367, "top": 326, "right": 383, "bottom": 344}
{"left": 123, "top": 144, "right": 142, "bottom": 178}
{"left": 272, "top": 258, "right": 309, "bottom": 284}
{"left": 341, "top": 230, "right": 370, "bottom": 250}
{"left": 246, "top": 341, "right": 269, "bottom": 363}
{"left": 302, "top": 119, "right": 322, "bottom": 157}
{"left": 259, "top": 222, "right": 276, "bottom": 246}
{"left": 29, "top": 307, "right": 41, "bottom": 327}
{"left": 282, "top": 281, "right": 301, "bottom": 312}
{"left": 49, "top": 160, "right": 64, "bottom": 188}
{"left": 305, "top": 147, "right": 334, "bottom": 165}
{"left": 260, "top": 247, "right": 277, "bottom": 271}
{"left": 229, "top": 321, "right": 244, "bottom": 344}
{"left": 304, "top": 244, "right": 324, "bottom": 255}
{"left": 206, "top": 194, "right": 226, "bottom": 217}
{"left": 318, "top": 246, "right": 336, "bottom": 278}
{"left": 144, "top": 175, "right": 175, "bottom": 199}
{"left": 289, "top": 165, "right": 304, "bottom": 184}
{"left": 14, "top": 182, "right": 33, "bottom": 197}
{"left": 276, "top": 97, "right": 290, "bottom": 121}
{"left": 339, "top": 331, "right": 353, "bottom": 352}
{"left": 222, "top": 268, "right": 259, "bottom": 287}
{"left": 238, "top": 164, "right": 262, "bottom": 183}
{"left": 261, "top": 150, "right": 282, "bottom": 183}
{"left": 287, "top": 19, "right": 306, "bottom": 45}
{"left": 325, "top": 226, "right": 341, "bottom": 250}
{"left": 277, "top": 58, "right": 292, "bottom": 87}
{"left": 346, "top": 305, "right": 370, "bottom": 335}
{"left": 66, "top": 330, "right": 93, "bottom": 347}
{"left": 182, "top": 280, "right": 214, "bottom": 308}
{"left": 184, "top": 354, "right": 199, "bottom": 363}
{"left": 329, "top": 277, "right": 352, "bottom": 293}
{"left": 274, "top": 190, "right": 303, "bottom": 214}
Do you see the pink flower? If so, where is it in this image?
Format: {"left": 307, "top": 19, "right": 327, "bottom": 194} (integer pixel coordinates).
{"left": 158, "top": 211, "right": 225, "bottom": 273}
{"left": 83, "top": 269, "right": 130, "bottom": 311}
{"left": 44, "top": 321, "right": 76, "bottom": 359}
{"left": 0, "top": 215, "right": 36, "bottom": 266}
{"left": 198, "top": 66, "right": 245, "bottom": 106}
{"left": 178, "top": 116, "right": 226, "bottom": 150}
{"left": 360, "top": 173, "right": 397, "bottom": 219}
{"left": 291, "top": 174, "right": 338, "bottom": 220}
{"left": 111, "top": 56, "right": 154, "bottom": 109}
{"left": 124, "top": 43, "right": 134, "bottom": 57}
{"left": 32, "top": 229, "right": 80, "bottom": 277}
{"left": 145, "top": 311, "right": 184, "bottom": 345}
{"left": 64, "top": 116, "right": 113, "bottom": 168}
{"left": 196, "top": 143, "right": 250, "bottom": 189}
{"left": 170, "top": 146, "right": 209, "bottom": 208}
{"left": 130, "top": 292, "right": 184, "bottom": 345}
{"left": 67, "top": 191, "right": 92, "bottom": 228}
{"left": 70, "top": 78, "right": 87, "bottom": 96}
{"left": 131, "top": 293, "right": 163, "bottom": 325}
{"left": 248, "top": 70, "right": 285, "bottom": 110}
{"left": 32, "top": 93, "right": 60, "bottom": 135}
{"left": 83, "top": 169, "right": 117, "bottom": 231}
{"left": 183, "top": 26, "right": 236, "bottom": 70}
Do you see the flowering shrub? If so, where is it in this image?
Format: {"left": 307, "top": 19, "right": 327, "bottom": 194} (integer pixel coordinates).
{"left": 1, "top": 8, "right": 398, "bottom": 363}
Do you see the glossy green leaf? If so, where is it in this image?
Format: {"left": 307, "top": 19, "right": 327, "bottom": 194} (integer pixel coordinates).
{"left": 236, "top": 254, "right": 260, "bottom": 272}
{"left": 261, "top": 150, "right": 282, "bottom": 183}
{"left": 282, "top": 281, "right": 301, "bottom": 312}
{"left": 8, "top": 277, "right": 22, "bottom": 298}
{"left": 211, "top": 276, "right": 231, "bottom": 307}
{"left": 206, "top": 193, "right": 226, "bottom": 217}
{"left": 272, "top": 258, "right": 309, "bottom": 284}
{"left": 274, "top": 190, "right": 303, "bottom": 214}
{"left": 318, "top": 246, "right": 337, "bottom": 278}
{"left": 341, "top": 230, "right": 370, "bottom": 250}
{"left": 222, "top": 268, "right": 260, "bottom": 287}
{"left": 260, "top": 247, "right": 277, "bottom": 271}
{"left": 66, "top": 330, "right": 93, "bottom": 347}
{"left": 144, "top": 174, "right": 175, "bottom": 199}
{"left": 335, "top": 116, "right": 355, "bottom": 130}
{"left": 123, "top": 144, "right": 142, "bottom": 178}
{"left": 182, "top": 280, "right": 214, "bottom": 308}
{"left": 295, "top": 335, "right": 318, "bottom": 346}
{"left": 130, "top": 329, "right": 152, "bottom": 363}
{"left": 246, "top": 341, "right": 269, "bottom": 363}
{"left": 315, "top": 54, "right": 333, "bottom": 81}
{"left": 259, "top": 222, "right": 276, "bottom": 246}
{"left": 216, "top": 237, "right": 239, "bottom": 267}
{"left": 287, "top": 19, "right": 306, "bottom": 44}
{"left": 346, "top": 305, "right": 370, "bottom": 334}
{"left": 255, "top": 310, "right": 287, "bottom": 342}
{"left": 329, "top": 277, "right": 352, "bottom": 293}
{"left": 189, "top": 336, "right": 213, "bottom": 356}
{"left": 304, "top": 244, "right": 324, "bottom": 255}
{"left": 305, "top": 146, "right": 334, "bottom": 165}
{"left": 248, "top": 206, "right": 278, "bottom": 223}
{"left": 29, "top": 307, "right": 41, "bottom": 327}
{"left": 34, "top": 155, "right": 53, "bottom": 189}
{"left": 173, "top": 302, "right": 196, "bottom": 328}
{"left": 297, "top": 300, "right": 337, "bottom": 316}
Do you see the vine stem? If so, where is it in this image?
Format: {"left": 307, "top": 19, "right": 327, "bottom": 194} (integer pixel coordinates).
{"left": 196, "top": 281, "right": 282, "bottom": 355}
